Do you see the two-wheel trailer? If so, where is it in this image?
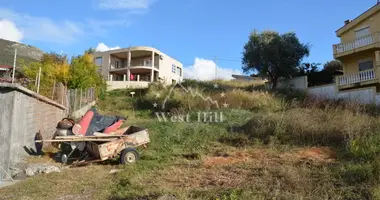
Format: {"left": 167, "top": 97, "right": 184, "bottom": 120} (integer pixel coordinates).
{"left": 37, "top": 126, "right": 150, "bottom": 165}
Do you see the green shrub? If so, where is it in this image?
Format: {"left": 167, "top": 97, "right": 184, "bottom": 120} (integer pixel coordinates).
{"left": 349, "top": 134, "right": 380, "bottom": 160}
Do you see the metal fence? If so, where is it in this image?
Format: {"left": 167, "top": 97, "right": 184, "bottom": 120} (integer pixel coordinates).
{"left": 67, "top": 88, "right": 96, "bottom": 114}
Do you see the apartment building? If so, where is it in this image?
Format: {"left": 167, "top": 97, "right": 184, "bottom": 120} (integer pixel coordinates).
{"left": 93, "top": 46, "right": 183, "bottom": 90}
{"left": 333, "top": 2, "right": 380, "bottom": 91}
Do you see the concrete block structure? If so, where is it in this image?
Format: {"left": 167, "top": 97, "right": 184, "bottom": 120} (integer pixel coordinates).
{"left": 0, "top": 83, "right": 67, "bottom": 180}
{"left": 93, "top": 46, "right": 183, "bottom": 90}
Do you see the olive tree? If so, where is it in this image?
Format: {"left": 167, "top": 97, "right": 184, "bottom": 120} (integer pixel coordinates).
{"left": 242, "top": 30, "right": 310, "bottom": 89}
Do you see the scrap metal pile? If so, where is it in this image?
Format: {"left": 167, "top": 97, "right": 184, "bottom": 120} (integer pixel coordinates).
{"left": 37, "top": 108, "right": 150, "bottom": 165}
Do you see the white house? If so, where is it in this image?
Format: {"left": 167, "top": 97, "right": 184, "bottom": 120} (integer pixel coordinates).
{"left": 93, "top": 46, "right": 183, "bottom": 90}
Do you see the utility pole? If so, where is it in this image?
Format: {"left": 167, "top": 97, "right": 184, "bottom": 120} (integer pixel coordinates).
{"left": 214, "top": 56, "right": 218, "bottom": 80}
{"left": 11, "top": 49, "right": 17, "bottom": 83}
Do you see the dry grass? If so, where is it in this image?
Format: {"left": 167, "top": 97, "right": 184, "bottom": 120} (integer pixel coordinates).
{"left": 0, "top": 165, "right": 115, "bottom": 200}
{"left": 240, "top": 106, "right": 379, "bottom": 149}
{"left": 120, "top": 147, "right": 344, "bottom": 200}
{"left": 4, "top": 80, "right": 380, "bottom": 199}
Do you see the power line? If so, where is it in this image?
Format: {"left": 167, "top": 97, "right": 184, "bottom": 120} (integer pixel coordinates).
{"left": 217, "top": 58, "right": 241, "bottom": 62}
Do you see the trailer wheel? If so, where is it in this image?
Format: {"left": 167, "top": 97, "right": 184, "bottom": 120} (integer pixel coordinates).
{"left": 120, "top": 148, "right": 139, "bottom": 164}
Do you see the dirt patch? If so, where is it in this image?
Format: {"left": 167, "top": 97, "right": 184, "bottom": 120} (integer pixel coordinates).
{"left": 281, "top": 147, "right": 336, "bottom": 165}
{"left": 137, "top": 147, "right": 338, "bottom": 199}
{"left": 203, "top": 152, "right": 252, "bottom": 167}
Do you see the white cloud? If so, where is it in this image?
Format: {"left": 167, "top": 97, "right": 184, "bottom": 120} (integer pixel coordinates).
{"left": 98, "top": 0, "right": 153, "bottom": 9}
{"left": 184, "top": 58, "right": 242, "bottom": 81}
{"left": 96, "top": 42, "right": 121, "bottom": 52}
{"left": 0, "top": 8, "right": 133, "bottom": 44}
{"left": 0, "top": 19, "right": 23, "bottom": 42}
{"left": 0, "top": 8, "right": 85, "bottom": 44}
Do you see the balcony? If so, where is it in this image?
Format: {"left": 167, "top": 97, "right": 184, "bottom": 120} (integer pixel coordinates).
{"left": 109, "top": 59, "right": 159, "bottom": 71}
{"left": 333, "top": 33, "right": 380, "bottom": 58}
{"left": 130, "top": 59, "right": 159, "bottom": 69}
{"left": 337, "top": 68, "right": 378, "bottom": 88}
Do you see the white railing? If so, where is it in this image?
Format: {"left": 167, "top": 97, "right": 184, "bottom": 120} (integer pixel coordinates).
{"left": 131, "top": 59, "right": 152, "bottom": 67}
{"left": 338, "top": 69, "right": 376, "bottom": 86}
{"left": 334, "top": 33, "right": 379, "bottom": 54}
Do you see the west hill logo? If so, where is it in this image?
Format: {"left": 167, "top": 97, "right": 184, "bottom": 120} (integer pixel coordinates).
{"left": 153, "top": 82, "right": 227, "bottom": 123}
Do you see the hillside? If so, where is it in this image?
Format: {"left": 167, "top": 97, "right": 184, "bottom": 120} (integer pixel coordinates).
{"left": 0, "top": 39, "right": 43, "bottom": 67}
{"left": 2, "top": 80, "right": 380, "bottom": 199}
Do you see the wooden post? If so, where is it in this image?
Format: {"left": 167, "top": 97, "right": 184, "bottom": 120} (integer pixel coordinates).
{"left": 37, "top": 67, "right": 41, "bottom": 94}
{"left": 11, "top": 49, "right": 17, "bottom": 84}
{"left": 35, "top": 73, "right": 38, "bottom": 87}
{"left": 51, "top": 80, "right": 56, "bottom": 100}
{"left": 80, "top": 88, "right": 83, "bottom": 109}
{"left": 73, "top": 89, "right": 77, "bottom": 111}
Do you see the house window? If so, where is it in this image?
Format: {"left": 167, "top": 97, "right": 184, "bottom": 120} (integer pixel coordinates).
{"left": 95, "top": 57, "right": 103, "bottom": 66}
{"left": 144, "top": 59, "right": 152, "bottom": 66}
{"left": 177, "top": 67, "right": 181, "bottom": 76}
{"left": 172, "top": 64, "right": 176, "bottom": 73}
{"left": 358, "top": 59, "right": 373, "bottom": 71}
{"left": 114, "top": 60, "right": 120, "bottom": 68}
{"left": 355, "top": 27, "right": 370, "bottom": 38}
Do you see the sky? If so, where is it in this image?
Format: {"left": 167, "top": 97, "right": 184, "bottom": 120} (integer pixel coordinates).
{"left": 0, "top": 0, "right": 378, "bottom": 80}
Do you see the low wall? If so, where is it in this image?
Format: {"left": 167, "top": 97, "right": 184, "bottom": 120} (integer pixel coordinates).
{"left": 70, "top": 101, "right": 96, "bottom": 119}
{"left": 266, "top": 76, "right": 308, "bottom": 90}
{"left": 376, "top": 94, "right": 380, "bottom": 105}
{"left": 107, "top": 81, "right": 150, "bottom": 91}
{"left": 337, "top": 87, "right": 376, "bottom": 104}
{"left": 308, "top": 84, "right": 336, "bottom": 99}
{"left": 0, "top": 83, "right": 67, "bottom": 180}
{"left": 307, "top": 83, "right": 376, "bottom": 104}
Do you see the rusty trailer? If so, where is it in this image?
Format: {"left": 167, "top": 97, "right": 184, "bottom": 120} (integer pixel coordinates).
{"left": 37, "top": 126, "right": 150, "bottom": 165}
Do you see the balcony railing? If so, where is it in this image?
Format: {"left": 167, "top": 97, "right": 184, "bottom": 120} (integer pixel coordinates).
{"left": 334, "top": 33, "right": 380, "bottom": 55}
{"left": 337, "top": 68, "right": 376, "bottom": 86}
{"left": 109, "top": 59, "right": 159, "bottom": 70}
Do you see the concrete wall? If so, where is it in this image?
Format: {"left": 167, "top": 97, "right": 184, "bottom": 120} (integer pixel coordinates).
{"left": 71, "top": 101, "right": 96, "bottom": 119}
{"left": 0, "top": 88, "right": 14, "bottom": 181}
{"left": 0, "top": 83, "right": 67, "bottom": 180}
{"left": 307, "top": 83, "right": 376, "bottom": 104}
{"left": 336, "top": 87, "right": 376, "bottom": 104}
{"left": 308, "top": 84, "right": 336, "bottom": 99}
{"left": 106, "top": 81, "right": 150, "bottom": 91}
{"left": 266, "top": 76, "right": 308, "bottom": 91}
{"left": 376, "top": 93, "right": 380, "bottom": 105}
{"left": 93, "top": 53, "right": 110, "bottom": 80}
{"left": 158, "top": 53, "right": 183, "bottom": 84}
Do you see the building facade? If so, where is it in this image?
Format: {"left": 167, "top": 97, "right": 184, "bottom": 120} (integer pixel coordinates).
{"left": 93, "top": 46, "right": 183, "bottom": 90}
{"left": 333, "top": 3, "right": 380, "bottom": 91}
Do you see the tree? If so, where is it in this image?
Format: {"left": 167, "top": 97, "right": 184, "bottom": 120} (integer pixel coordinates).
{"left": 323, "top": 60, "right": 343, "bottom": 72}
{"left": 242, "top": 30, "right": 310, "bottom": 89}
{"left": 22, "top": 52, "right": 70, "bottom": 96}
{"left": 68, "top": 53, "right": 105, "bottom": 89}
{"left": 297, "top": 62, "right": 321, "bottom": 76}
{"left": 85, "top": 48, "right": 96, "bottom": 54}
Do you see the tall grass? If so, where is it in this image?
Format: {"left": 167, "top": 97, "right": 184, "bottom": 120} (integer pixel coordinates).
{"left": 96, "top": 80, "right": 380, "bottom": 199}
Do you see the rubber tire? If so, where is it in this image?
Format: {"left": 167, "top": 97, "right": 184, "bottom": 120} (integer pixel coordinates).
{"left": 120, "top": 148, "right": 139, "bottom": 164}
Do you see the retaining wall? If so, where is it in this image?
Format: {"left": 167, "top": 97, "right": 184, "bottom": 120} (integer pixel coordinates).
{"left": 0, "top": 83, "right": 67, "bottom": 180}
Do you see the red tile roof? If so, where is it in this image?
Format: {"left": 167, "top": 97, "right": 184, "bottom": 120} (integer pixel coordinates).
{"left": 0, "top": 65, "right": 13, "bottom": 69}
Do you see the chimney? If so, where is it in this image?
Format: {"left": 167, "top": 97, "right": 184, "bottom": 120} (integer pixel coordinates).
{"left": 344, "top": 20, "right": 350, "bottom": 25}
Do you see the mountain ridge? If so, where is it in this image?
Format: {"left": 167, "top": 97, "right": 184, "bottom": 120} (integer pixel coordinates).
{"left": 0, "top": 39, "right": 44, "bottom": 67}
